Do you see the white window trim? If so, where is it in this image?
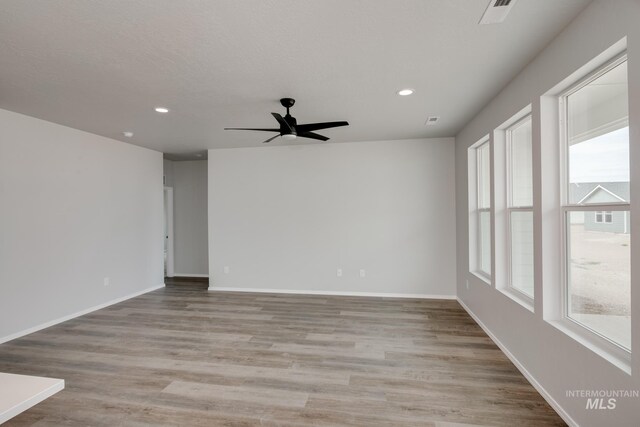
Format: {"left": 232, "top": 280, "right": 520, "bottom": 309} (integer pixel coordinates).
{"left": 560, "top": 206, "right": 630, "bottom": 352}
{"left": 506, "top": 114, "right": 534, "bottom": 304}
{"left": 505, "top": 208, "right": 534, "bottom": 302}
{"left": 551, "top": 51, "right": 631, "bottom": 371}
{"left": 477, "top": 141, "right": 492, "bottom": 278}
{"left": 605, "top": 211, "right": 613, "bottom": 223}
{"left": 468, "top": 137, "right": 492, "bottom": 285}
{"left": 494, "top": 107, "right": 534, "bottom": 311}
{"left": 578, "top": 185, "right": 626, "bottom": 204}
{"left": 559, "top": 53, "right": 629, "bottom": 208}
{"left": 595, "top": 211, "right": 603, "bottom": 223}
{"left": 594, "top": 211, "right": 613, "bottom": 224}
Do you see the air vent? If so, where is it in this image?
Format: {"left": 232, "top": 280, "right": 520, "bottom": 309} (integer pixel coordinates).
{"left": 479, "top": 0, "right": 517, "bottom": 25}
{"left": 425, "top": 116, "right": 440, "bottom": 126}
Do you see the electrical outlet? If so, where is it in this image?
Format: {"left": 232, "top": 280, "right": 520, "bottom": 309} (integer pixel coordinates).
{"left": 359, "top": 269, "right": 366, "bottom": 278}
{"left": 466, "top": 279, "right": 469, "bottom": 290}
{"left": 103, "top": 277, "right": 110, "bottom": 287}
{"left": 337, "top": 268, "right": 343, "bottom": 277}
{"left": 224, "top": 266, "right": 230, "bottom": 274}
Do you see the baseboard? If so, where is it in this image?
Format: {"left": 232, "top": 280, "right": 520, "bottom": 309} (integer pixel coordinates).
{"left": 0, "top": 284, "right": 165, "bottom": 345}
{"left": 208, "top": 287, "right": 456, "bottom": 300}
{"left": 173, "top": 273, "right": 209, "bottom": 278}
{"left": 456, "top": 298, "right": 578, "bottom": 427}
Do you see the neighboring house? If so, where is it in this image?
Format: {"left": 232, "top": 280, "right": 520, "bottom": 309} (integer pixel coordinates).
{"left": 569, "top": 182, "right": 630, "bottom": 234}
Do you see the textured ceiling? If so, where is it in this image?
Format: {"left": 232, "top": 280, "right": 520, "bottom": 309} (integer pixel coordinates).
{"left": 0, "top": 0, "right": 591, "bottom": 157}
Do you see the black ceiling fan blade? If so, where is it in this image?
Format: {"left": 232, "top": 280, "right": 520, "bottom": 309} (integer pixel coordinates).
{"left": 263, "top": 134, "right": 281, "bottom": 143}
{"left": 224, "top": 127, "right": 280, "bottom": 132}
{"left": 298, "top": 131, "right": 329, "bottom": 141}
{"left": 296, "top": 121, "right": 349, "bottom": 133}
{"left": 271, "top": 113, "right": 293, "bottom": 132}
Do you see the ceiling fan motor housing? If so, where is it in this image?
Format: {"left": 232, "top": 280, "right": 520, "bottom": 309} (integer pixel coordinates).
{"left": 283, "top": 115, "right": 297, "bottom": 135}
{"left": 280, "top": 98, "right": 296, "bottom": 109}
{"left": 280, "top": 98, "right": 297, "bottom": 135}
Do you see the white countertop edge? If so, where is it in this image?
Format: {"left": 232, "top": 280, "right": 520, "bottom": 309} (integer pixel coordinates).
{"left": 0, "top": 375, "right": 64, "bottom": 424}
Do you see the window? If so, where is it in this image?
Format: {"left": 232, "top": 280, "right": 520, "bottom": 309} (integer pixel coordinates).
{"left": 469, "top": 138, "right": 491, "bottom": 281}
{"left": 477, "top": 141, "right": 491, "bottom": 276}
{"left": 506, "top": 115, "right": 534, "bottom": 298}
{"left": 594, "top": 211, "right": 613, "bottom": 223}
{"left": 560, "top": 55, "right": 630, "bottom": 351}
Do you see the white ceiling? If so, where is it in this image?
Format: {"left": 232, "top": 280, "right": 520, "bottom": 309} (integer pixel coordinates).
{"left": 0, "top": 0, "right": 591, "bottom": 159}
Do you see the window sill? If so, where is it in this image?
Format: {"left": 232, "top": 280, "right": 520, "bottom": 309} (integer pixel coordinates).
{"left": 547, "top": 318, "right": 631, "bottom": 375}
{"left": 470, "top": 271, "right": 492, "bottom": 286}
{"left": 498, "top": 287, "right": 534, "bottom": 313}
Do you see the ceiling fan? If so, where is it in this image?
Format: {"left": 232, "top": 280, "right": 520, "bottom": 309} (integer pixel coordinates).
{"left": 224, "top": 98, "right": 349, "bottom": 143}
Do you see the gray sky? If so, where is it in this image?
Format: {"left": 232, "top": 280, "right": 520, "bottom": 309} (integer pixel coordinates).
{"left": 570, "top": 127, "right": 629, "bottom": 183}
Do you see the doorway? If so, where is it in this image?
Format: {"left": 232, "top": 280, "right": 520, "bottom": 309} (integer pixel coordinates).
{"left": 164, "top": 187, "right": 174, "bottom": 278}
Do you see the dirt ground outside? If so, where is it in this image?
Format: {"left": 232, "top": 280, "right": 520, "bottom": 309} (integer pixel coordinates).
{"left": 569, "top": 224, "right": 630, "bottom": 316}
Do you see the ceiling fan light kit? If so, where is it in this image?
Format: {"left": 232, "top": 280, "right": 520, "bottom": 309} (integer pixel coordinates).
{"left": 225, "top": 98, "right": 349, "bottom": 143}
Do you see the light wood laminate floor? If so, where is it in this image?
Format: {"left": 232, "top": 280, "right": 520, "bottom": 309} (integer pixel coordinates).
{"left": 0, "top": 281, "right": 565, "bottom": 426}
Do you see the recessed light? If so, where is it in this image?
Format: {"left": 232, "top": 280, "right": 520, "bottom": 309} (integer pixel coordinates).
{"left": 122, "top": 131, "right": 134, "bottom": 138}
{"left": 196, "top": 154, "right": 203, "bottom": 158}
{"left": 154, "top": 107, "right": 169, "bottom": 113}
{"left": 397, "top": 89, "right": 414, "bottom": 96}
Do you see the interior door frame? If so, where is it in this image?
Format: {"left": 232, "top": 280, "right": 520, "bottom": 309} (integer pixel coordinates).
{"left": 164, "top": 186, "right": 175, "bottom": 278}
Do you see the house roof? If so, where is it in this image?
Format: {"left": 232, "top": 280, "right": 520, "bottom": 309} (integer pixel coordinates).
{"left": 570, "top": 182, "right": 629, "bottom": 204}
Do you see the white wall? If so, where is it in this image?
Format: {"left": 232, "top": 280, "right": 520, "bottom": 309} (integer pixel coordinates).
{"left": 173, "top": 160, "right": 209, "bottom": 276}
{"left": 208, "top": 138, "right": 456, "bottom": 297}
{"left": 455, "top": 1, "right": 640, "bottom": 426}
{"left": 163, "top": 158, "right": 174, "bottom": 187}
{"left": 0, "top": 109, "right": 164, "bottom": 342}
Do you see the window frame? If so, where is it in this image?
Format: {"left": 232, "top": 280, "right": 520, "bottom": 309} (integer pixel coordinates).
{"left": 492, "top": 106, "right": 535, "bottom": 311}
{"left": 605, "top": 211, "right": 613, "bottom": 223}
{"left": 477, "top": 141, "right": 492, "bottom": 278}
{"left": 595, "top": 211, "right": 603, "bottom": 223}
{"left": 505, "top": 114, "right": 535, "bottom": 302}
{"left": 558, "top": 52, "right": 631, "bottom": 356}
{"left": 468, "top": 137, "right": 492, "bottom": 284}
{"left": 594, "top": 211, "right": 613, "bottom": 224}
